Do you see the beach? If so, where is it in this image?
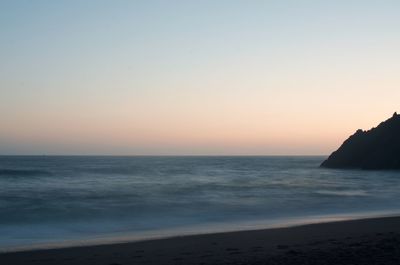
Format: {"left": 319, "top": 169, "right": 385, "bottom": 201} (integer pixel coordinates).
{"left": 2, "top": 0, "right": 400, "bottom": 263}
{"left": 2, "top": 215, "right": 400, "bottom": 265}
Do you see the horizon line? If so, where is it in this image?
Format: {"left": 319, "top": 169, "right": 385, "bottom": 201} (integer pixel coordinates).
{"left": 0, "top": 154, "right": 328, "bottom": 157}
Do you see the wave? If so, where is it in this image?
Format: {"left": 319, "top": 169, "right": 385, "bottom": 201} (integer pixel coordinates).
{"left": 315, "top": 190, "right": 368, "bottom": 197}
{"left": 0, "top": 169, "right": 51, "bottom": 177}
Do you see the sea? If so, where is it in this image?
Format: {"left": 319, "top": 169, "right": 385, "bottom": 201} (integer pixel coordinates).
{"left": 1, "top": 156, "right": 400, "bottom": 251}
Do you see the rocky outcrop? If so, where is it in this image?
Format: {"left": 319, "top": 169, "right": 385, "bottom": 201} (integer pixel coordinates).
{"left": 321, "top": 112, "right": 400, "bottom": 169}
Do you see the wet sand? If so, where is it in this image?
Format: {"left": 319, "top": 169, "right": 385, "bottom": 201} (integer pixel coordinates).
{"left": 2, "top": 216, "right": 400, "bottom": 265}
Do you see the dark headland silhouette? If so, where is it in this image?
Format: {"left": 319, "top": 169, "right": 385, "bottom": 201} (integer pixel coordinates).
{"left": 321, "top": 112, "right": 400, "bottom": 169}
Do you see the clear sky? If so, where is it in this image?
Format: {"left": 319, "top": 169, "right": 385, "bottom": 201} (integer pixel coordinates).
{"left": 1, "top": 0, "right": 399, "bottom": 155}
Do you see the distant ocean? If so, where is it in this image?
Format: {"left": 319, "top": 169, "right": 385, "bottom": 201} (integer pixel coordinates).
{"left": 1, "top": 156, "right": 400, "bottom": 251}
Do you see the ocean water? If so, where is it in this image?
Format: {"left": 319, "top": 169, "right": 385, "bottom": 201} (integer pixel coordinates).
{"left": 1, "top": 156, "right": 400, "bottom": 251}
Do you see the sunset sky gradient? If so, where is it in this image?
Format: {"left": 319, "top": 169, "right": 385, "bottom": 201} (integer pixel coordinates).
{"left": 1, "top": 0, "right": 400, "bottom": 155}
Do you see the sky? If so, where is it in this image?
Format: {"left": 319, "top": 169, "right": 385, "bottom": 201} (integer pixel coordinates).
{"left": 1, "top": 0, "right": 400, "bottom": 155}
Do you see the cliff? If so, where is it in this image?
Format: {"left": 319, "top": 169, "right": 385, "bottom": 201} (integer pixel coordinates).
{"left": 321, "top": 112, "right": 400, "bottom": 169}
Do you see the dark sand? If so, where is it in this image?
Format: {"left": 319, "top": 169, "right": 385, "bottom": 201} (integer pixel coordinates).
{"left": 2, "top": 216, "right": 400, "bottom": 265}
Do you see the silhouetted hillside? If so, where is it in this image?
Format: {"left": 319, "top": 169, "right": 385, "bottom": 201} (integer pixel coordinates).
{"left": 321, "top": 112, "right": 400, "bottom": 169}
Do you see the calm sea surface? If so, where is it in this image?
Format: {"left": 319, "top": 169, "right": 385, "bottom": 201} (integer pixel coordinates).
{"left": 1, "top": 156, "right": 400, "bottom": 251}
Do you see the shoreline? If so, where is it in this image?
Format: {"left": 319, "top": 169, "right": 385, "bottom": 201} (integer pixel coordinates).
{"left": 2, "top": 215, "right": 400, "bottom": 264}
{"left": 3, "top": 209, "right": 400, "bottom": 253}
